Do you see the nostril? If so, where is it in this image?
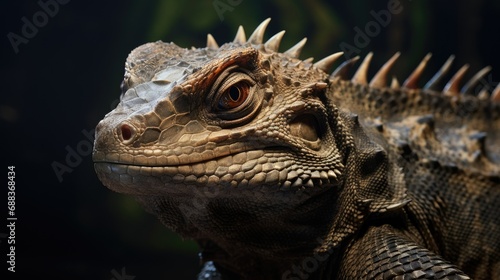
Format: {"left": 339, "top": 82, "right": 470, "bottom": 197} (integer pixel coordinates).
{"left": 119, "top": 123, "right": 135, "bottom": 143}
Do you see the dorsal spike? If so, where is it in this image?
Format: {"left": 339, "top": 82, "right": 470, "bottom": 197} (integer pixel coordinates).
{"left": 460, "top": 66, "right": 492, "bottom": 94}
{"left": 303, "top": 57, "right": 314, "bottom": 64}
{"left": 300, "top": 82, "right": 328, "bottom": 97}
{"left": 423, "top": 55, "right": 455, "bottom": 90}
{"left": 391, "top": 76, "right": 400, "bottom": 89}
{"left": 248, "top": 18, "right": 271, "bottom": 45}
{"left": 313, "top": 52, "right": 344, "bottom": 72}
{"left": 352, "top": 52, "right": 373, "bottom": 85}
{"left": 233, "top": 26, "right": 246, "bottom": 44}
{"left": 369, "top": 52, "right": 400, "bottom": 88}
{"left": 330, "top": 56, "right": 360, "bottom": 80}
{"left": 403, "top": 53, "right": 432, "bottom": 89}
{"left": 492, "top": 83, "right": 500, "bottom": 102}
{"left": 284, "top": 38, "right": 307, "bottom": 58}
{"left": 264, "top": 30, "right": 285, "bottom": 52}
{"left": 444, "top": 64, "right": 469, "bottom": 96}
{"left": 206, "top": 34, "right": 219, "bottom": 49}
{"left": 478, "top": 89, "right": 489, "bottom": 100}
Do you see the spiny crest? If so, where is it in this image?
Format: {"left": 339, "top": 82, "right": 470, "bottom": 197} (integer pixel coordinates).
{"left": 206, "top": 18, "right": 499, "bottom": 102}
{"left": 205, "top": 18, "right": 343, "bottom": 72}
{"left": 347, "top": 51, "right": 499, "bottom": 101}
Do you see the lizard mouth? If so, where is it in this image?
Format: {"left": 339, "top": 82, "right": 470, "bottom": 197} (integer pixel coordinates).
{"left": 93, "top": 145, "right": 340, "bottom": 195}
{"left": 93, "top": 146, "right": 290, "bottom": 194}
{"left": 92, "top": 142, "right": 288, "bottom": 167}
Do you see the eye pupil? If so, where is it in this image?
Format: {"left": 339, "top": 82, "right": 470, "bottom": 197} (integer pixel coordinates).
{"left": 229, "top": 86, "right": 240, "bottom": 101}
{"left": 218, "top": 82, "right": 250, "bottom": 110}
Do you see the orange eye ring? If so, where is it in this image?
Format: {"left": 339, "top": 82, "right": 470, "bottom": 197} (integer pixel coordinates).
{"left": 218, "top": 81, "right": 250, "bottom": 110}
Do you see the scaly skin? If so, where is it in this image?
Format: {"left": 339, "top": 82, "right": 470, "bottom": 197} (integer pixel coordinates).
{"left": 93, "top": 19, "right": 500, "bottom": 279}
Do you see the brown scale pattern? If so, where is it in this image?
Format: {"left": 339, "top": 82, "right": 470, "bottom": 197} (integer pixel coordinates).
{"left": 340, "top": 225, "right": 470, "bottom": 279}
{"left": 93, "top": 19, "right": 500, "bottom": 279}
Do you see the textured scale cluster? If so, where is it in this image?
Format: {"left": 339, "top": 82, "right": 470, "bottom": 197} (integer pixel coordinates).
{"left": 93, "top": 18, "right": 499, "bottom": 279}
{"left": 94, "top": 19, "right": 348, "bottom": 195}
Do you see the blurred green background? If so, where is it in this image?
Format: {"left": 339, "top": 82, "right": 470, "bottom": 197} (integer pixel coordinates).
{"left": 1, "top": 0, "right": 500, "bottom": 279}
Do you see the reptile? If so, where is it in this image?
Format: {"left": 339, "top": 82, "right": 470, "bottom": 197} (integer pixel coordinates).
{"left": 92, "top": 19, "right": 500, "bottom": 279}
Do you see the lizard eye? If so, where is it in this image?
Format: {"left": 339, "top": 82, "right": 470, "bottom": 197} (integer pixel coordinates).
{"left": 208, "top": 67, "right": 261, "bottom": 126}
{"left": 217, "top": 81, "right": 250, "bottom": 110}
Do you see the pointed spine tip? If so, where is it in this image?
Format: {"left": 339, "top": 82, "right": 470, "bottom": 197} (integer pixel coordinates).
{"left": 352, "top": 52, "right": 373, "bottom": 85}
{"left": 303, "top": 57, "right": 314, "bottom": 64}
{"left": 206, "top": 34, "right": 219, "bottom": 49}
{"left": 284, "top": 38, "right": 307, "bottom": 59}
{"left": 264, "top": 30, "right": 285, "bottom": 52}
{"left": 478, "top": 89, "right": 489, "bottom": 100}
{"left": 403, "top": 53, "right": 432, "bottom": 89}
{"left": 461, "top": 66, "right": 492, "bottom": 94}
{"left": 313, "top": 52, "right": 344, "bottom": 72}
{"left": 391, "top": 76, "right": 400, "bottom": 89}
{"left": 444, "top": 64, "right": 470, "bottom": 96}
{"left": 233, "top": 25, "right": 246, "bottom": 44}
{"left": 330, "top": 56, "right": 360, "bottom": 80}
{"left": 423, "top": 55, "right": 455, "bottom": 90}
{"left": 369, "top": 52, "right": 401, "bottom": 88}
{"left": 248, "top": 18, "right": 271, "bottom": 45}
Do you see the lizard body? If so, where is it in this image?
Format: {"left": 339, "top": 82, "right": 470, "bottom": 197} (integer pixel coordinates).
{"left": 93, "top": 19, "right": 500, "bottom": 279}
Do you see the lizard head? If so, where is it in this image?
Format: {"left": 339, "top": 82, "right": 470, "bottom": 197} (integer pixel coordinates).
{"left": 93, "top": 19, "right": 404, "bottom": 257}
{"left": 93, "top": 19, "right": 346, "bottom": 196}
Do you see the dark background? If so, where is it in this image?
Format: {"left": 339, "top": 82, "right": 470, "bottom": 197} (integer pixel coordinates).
{"left": 1, "top": 0, "right": 500, "bottom": 279}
